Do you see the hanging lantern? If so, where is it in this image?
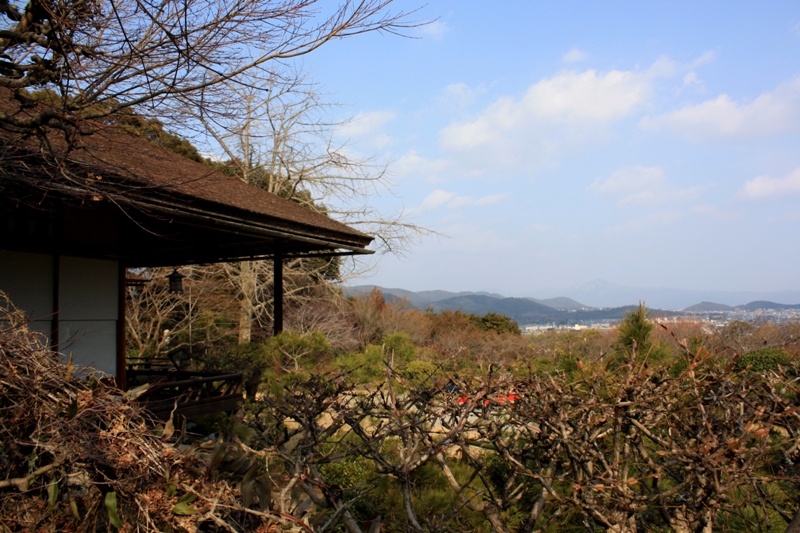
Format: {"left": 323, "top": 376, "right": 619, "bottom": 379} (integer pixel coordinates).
{"left": 167, "top": 269, "right": 185, "bottom": 293}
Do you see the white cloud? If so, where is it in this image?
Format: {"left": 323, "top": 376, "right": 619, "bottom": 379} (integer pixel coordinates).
{"left": 524, "top": 69, "right": 651, "bottom": 123}
{"left": 593, "top": 166, "right": 666, "bottom": 194}
{"left": 641, "top": 76, "right": 800, "bottom": 141}
{"left": 393, "top": 150, "right": 453, "bottom": 183}
{"left": 442, "top": 68, "right": 651, "bottom": 150}
{"left": 682, "top": 71, "right": 703, "bottom": 90}
{"left": 645, "top": 51, "right": 715, "bottom": 80}
{"left": 562, "top": 47, "right": 587, "bottom": 63}
{"left": 417, "top": 19, "right": 449, "bottom": 39}
{"left": 436, "top": 67, "right": 656, "bottom": 175}
{"left": 688, "top": 50, "right": 717, "bottom": 69}
{"left": 592, "top": 166, "right": 705, "bottom": 206}
{"left": 646, "top": 56, "right": 680, "bottom": 79}
{"left": 406, "top": 189, "right": 505, "bottom": 216}
{"left": 740, "top": 167, "right": 800, "bottom": 199}
{"left": 427, "top": 55, "right": 716, "bottom": 179}
{"left": 436, "top": 82, "right": 485, "bottom": 111}
{"left": 337, "top": 110, "right": 397, "bottom": 140}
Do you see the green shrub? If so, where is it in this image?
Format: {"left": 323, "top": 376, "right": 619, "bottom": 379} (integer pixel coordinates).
{"left": 202, "top": 342, "right": 271, "bottom": 398}
{"left": 669, "top": 358, "right": 689, "bottom": 377}
{"left": 736, "top": 348, "right": 790, "bottom": 372}
{"left": 320, "top": 455, "right": 375, "bottom": 490}
{"left": 470, "top": 312, "right": 521, "bottom": 335}
{"left": 336, "top": 344, "right": 386, "bottom": 384}
{"left": 336, "top": 333, "right": 420, "bottom": 385}
{"left": 555, "top": 354, "right": 579, "bottom": 378}
{"left": 404, "top": 360, "right": 439, "bottom": 387}
{"left": 265, "top": 330, "right": 331, "bottom": 373}
{"left": 615, "top": 303, "right": 654, "bottom": 355}
{"left": 319, "top": 455, "right": 383, "bottom": 523}
{"left": 383, "top": 332, "right": 416, "bottom": 366}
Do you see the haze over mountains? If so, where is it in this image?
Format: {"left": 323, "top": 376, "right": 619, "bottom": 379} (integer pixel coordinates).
{"left": 345, "top": 280, "right": 800, "bottom": 326}
{"left": 529, "top": 280, "right": 800, "bottom": 310}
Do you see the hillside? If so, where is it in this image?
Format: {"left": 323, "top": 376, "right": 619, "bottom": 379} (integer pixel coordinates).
{"left": 345, "top": 286, "right": 651, "bottom": 325}
{"left": 535, "top": 296, "right": 593, "bottom": 311}
{"left": 429, "top": 295, "right": 560, "bottom": 323}
{"left": 345, "top": 285, "right": 517, "bottom": 309}
{"left": 684, "top": 301, "right": 736, "bottom": 312}
{"left": 738, "top": 301, "right": 800, "bottom": 311}
{"left": 344, "top": 285, "right": 800, "bottom": 326}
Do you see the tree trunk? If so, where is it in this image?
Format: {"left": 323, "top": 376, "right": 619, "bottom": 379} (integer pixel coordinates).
{"left": 238, "top": 260, "right": 255, "bottom": 344}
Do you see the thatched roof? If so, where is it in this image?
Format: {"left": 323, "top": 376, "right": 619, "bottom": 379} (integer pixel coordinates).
{"left": 0, "top": 93, "right": 373, "bottom": 266}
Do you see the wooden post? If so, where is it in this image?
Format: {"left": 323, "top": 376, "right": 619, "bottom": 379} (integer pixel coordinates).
{"left": 273, "top": 251, "right": 283, "bottom": 336}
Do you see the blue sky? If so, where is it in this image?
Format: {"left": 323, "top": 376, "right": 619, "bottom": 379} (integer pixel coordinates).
{"left": 298, "top": 1, "right": 800, "bottom": 296}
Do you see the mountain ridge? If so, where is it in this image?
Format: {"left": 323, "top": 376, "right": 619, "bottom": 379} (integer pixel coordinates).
{"left": 344, "top": 285, "right": 800, "bottom": 326}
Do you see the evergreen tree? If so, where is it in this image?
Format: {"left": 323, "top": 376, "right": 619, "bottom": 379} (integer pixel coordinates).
{"left": 616, "top": 302, "right": 653, "bottom": 356}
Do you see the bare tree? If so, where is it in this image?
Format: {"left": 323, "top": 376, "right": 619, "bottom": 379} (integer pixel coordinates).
{"left": 125, "top": 266, "right": 238, "bottom": 359}
{"left": 0, "top": 0, "right": 420, "bottom": 135}
{"left": 193, "top": 68, "right": 424, "bottom": 256}
{"left": 182, "top": 68, "right": 432, "bottom": 343}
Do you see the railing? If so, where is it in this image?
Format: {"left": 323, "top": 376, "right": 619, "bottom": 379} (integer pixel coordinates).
{"left": 126, "top": 353, "right": 243, "bottom": 420}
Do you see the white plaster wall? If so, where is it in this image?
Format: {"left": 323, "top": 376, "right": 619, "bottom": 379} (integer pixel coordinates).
{"left": 0, "top": 251, "right": 119, "bottom": 376}
{"left": 58, "top": 256, "right": 119, "bottom": 376}
{"left": 0, "top": 250, "right": 54, "bottom": 337}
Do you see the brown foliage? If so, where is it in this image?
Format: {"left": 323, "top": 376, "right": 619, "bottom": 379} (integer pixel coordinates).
{"left": 347, "top": 288, "right": 428, "bottom": 347}
{"left": 0, "top": 293, "right": 297, "bottom": 532}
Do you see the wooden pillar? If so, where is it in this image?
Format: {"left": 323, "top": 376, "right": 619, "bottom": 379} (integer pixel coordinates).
{"left": 273, "top": 251, "right": 283, "bottom": 336}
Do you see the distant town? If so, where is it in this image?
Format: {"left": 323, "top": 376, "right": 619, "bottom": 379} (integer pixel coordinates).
{"left": 523, "top": 306, "right": 800, "bottom": 334}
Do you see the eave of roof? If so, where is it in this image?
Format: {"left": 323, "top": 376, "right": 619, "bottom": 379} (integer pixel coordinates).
{"left": 0, "top": 94, "right": 375, "bottom": 257}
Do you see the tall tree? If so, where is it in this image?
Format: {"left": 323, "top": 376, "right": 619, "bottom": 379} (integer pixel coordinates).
{"left": 189, "top": 69, "right": 430, "bottom": 343}
{"left": 0, "top": 0, "right": 419, "bottom": 135}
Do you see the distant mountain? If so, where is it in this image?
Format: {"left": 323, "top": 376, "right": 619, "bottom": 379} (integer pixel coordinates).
{"left": 345, "top": 285, "right": 514, "bottom": 309}
{"left": 684, "top": 301, "right": 736, "bottom": 312}
{"left": 346, "top": 285, "right": 592, "bottom": 310}
{"left": 737, "top": 301, "right": 800, "bottom": 311}
{"left": 429, "top": 295, "right": 557, "bottom": 323}
{"left": 343, "top": 284, "right": 798, "bottom": 325}
{"left": 533, "top": 279, "right": 800, "bottom": 310}
{"left": 430, "top": 296, "right": 647, "bottom": 326}
{"left": 535, "top": 297, "right": 594, "bottom": 311}
{"left": 344, "top": 285, "right": 650, "bottom": 325}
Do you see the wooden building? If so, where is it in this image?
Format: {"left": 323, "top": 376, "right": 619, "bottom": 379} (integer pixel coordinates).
{"left": 0, "top": 95, "right": 373, "bottom": 407}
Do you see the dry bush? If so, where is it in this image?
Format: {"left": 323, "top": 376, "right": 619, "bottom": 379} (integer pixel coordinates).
{"left": 239, "top": 338, "right": 800, "bottom": 533}
{"left": 285, "top": 298, "right": 360, "bottom": 353}
{"left": 424, "top": 310, "right": 485, "bottom": 360}
{"left": 651, "top": 318, "right": 708, "bottom": 349}
{"left": 0, "top": 293, "right": 300, "bottom": 532}
{"left": 707, "top": 320, "right": 800, "bottom": 360}
{"left": 347, "top": 289, "right": 424, "bottom": 347}
{"left": 421, "top": 310, "right": 533, "bottom": 370}
{"left": 437, "top": 349, "right": 800, "bottom": 533}
{"left": 528, "top": 329, "right": 614, "bottom": 365}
